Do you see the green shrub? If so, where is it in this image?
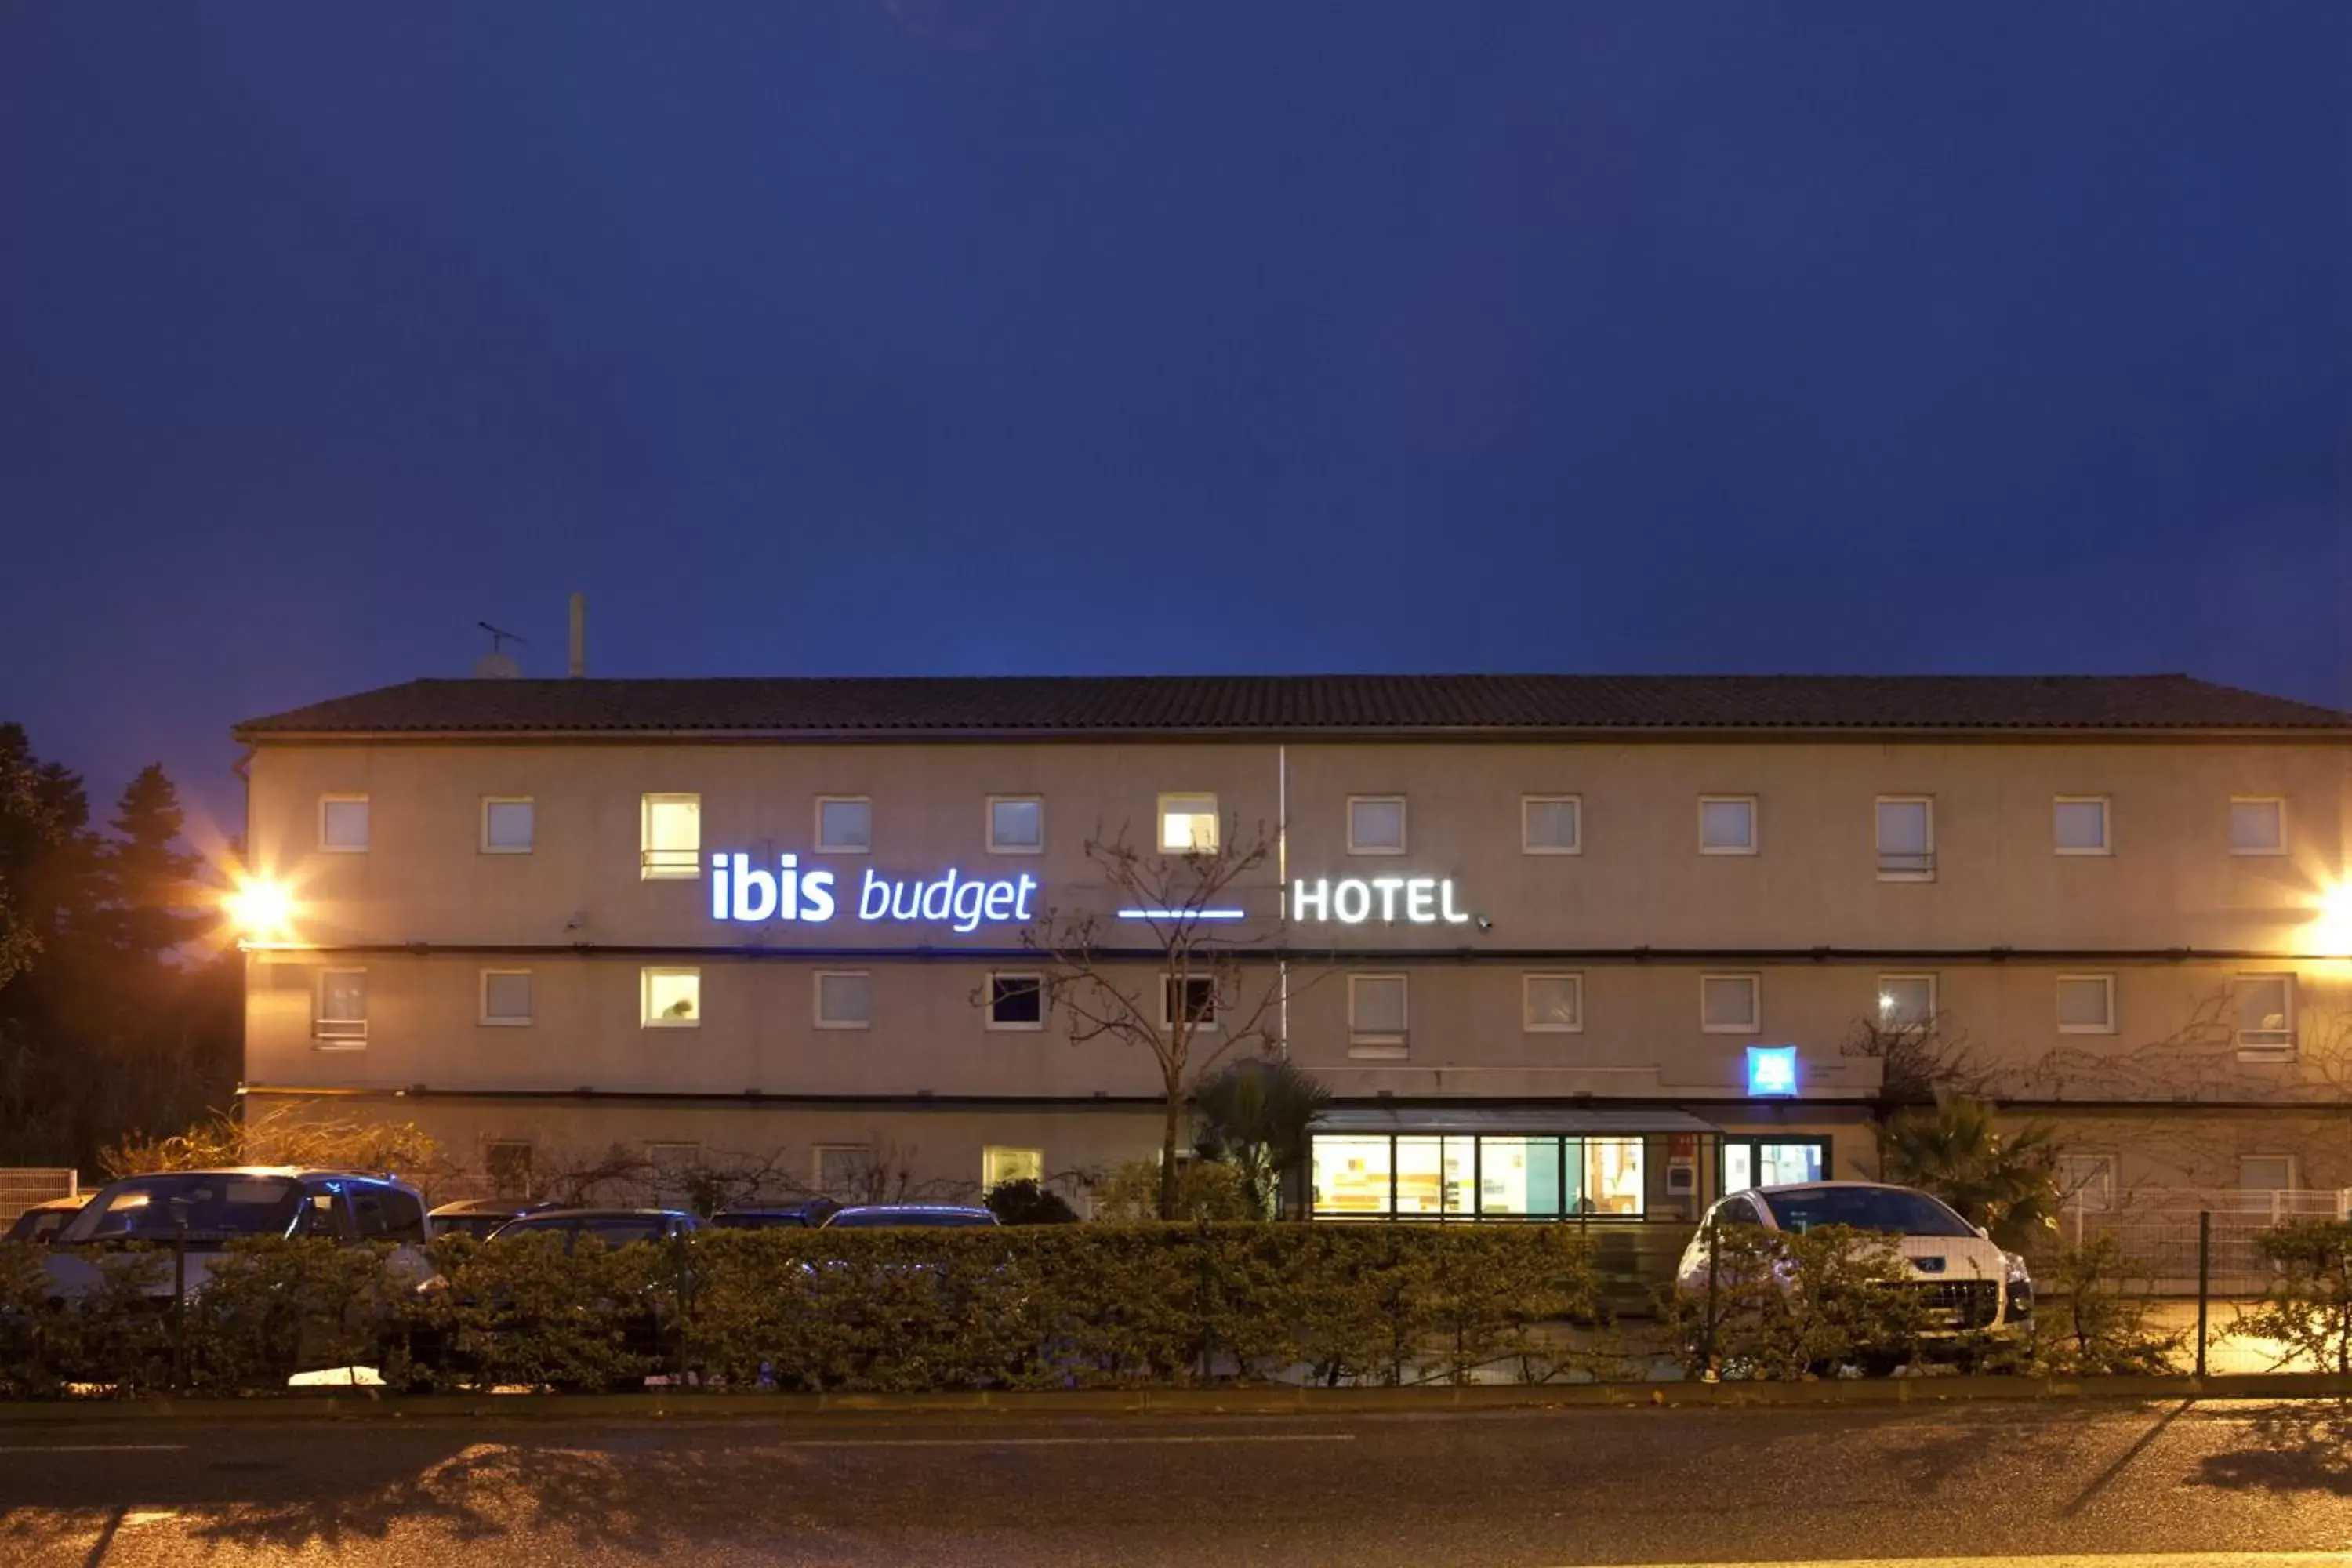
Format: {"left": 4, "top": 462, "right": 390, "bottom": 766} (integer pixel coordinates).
{"left": 2232, "top": 1218, "right": 2352, "bottom": 1374}
{"left": 1092, "top": 1160, "right": 1256, "bottom": 1223}
{"left": 2026, "top": 1235, "right": 2183, "bottom": 1376}
{"left": 984, "top": 1179, "right": 1080, "bottom": 1225}
{"left": 1664, "top": 1222, "right": 1928, "bottom": 1380}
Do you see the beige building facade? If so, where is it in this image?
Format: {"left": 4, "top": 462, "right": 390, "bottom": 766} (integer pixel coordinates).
{"left": 234, "top": 674, "right": 2352, "bottom": 1218}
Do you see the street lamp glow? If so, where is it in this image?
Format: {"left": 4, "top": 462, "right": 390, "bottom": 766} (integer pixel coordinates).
{"left": 2312, "top": 881, "right": 2352, "bottom": 957}
{"left": 223, "top": 877, "right": 295, "bottom": 942}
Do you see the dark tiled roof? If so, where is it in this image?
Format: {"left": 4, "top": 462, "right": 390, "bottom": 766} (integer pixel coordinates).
{"left": 234, "top": 674, "right": 2352, "bottom": 740}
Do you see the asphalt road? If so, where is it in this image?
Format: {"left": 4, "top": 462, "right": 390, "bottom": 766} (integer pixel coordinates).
{"left": 7, "top": 1400, "right": 2352, "bottom": 1566}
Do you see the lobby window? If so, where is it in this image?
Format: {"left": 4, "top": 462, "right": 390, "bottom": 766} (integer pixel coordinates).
{"left": 1875, "top": 797, "right": 1933, "bottom": 880}
{"left": 2234, "top": 974, "right": 2295, "bottom": 1057}
{"left": 1158, "top": 793, "right": 1219, "bottom": 854}
{"left": 815, "top": 1145, "right": 875, "bottom": 1200}
{"left": 982, "top": 1145, "right": 1044, "bottom": 1190}
{"left": 1162, "top": 975, "right": 1218, "bottom": 1030}
{"left": 814, "top": 970, "right": 871, "bottom": 1030}
{"left": 485, "top": 1140, "right": 535, "bottom": 1200}
{"left": 816, "top": 797, "right": 873, "bottom": 854}
{"left": 1700, "top": 973, "right": 1760, "bottom": 1035}
{"left": 641, "top": 967, "right": 700, "bottom": 1028}
{"left": 1347, "top": 796, "right": 1407, "bottom": 855}
{"left": 1348, "top": 973, "right": 1408, "bottom": 1052}
{"left": 2230, "top": 797, "right": 2285, "bottom": 856}
{"left": 2056, "top": 975, "right": 2115, "bottom": 1034}
{"left": 319, "top": 795, "right": 371, "bottom": 853}
{"left": 2053, "top": 796, "right": 2111, "bottom": 855}
{"left": 1875, "top": 974, "right": 1936, "bottom": 1031}
{"left": 1521, "top": 794, "right": 1581, "bottom": 855}
{"left": 1722, "top": 1137, "right": 1828, "bottom": 1193}
{"left": 1523, "top": 972, "right": 1584, "bottom": 1033}
{"left": 481, "top": 797, "right": 534, "bottom": 854}
{"left": 314, "top": 969, "right": 368, "bottom": 1047}
{"left": 640, "top": 793, "right": 701, "bottom": 879}
{"left": 1699, "top": 796, "right": 1757, "bottom": 855}
{"left": 479, "top": 969, "right": 533, "bottom": 1027}
{"left": 1311, "top": 1133, "right": 1647, "bottom": 1220}
{"left": 987, "top": 796, "right": 1044, "bottom": 855}
{"left": 985, "top": 971, "right": 1044, "bottom": 1030}
{"left": 2241, "top": 1154, "right": 2298, "bottom": 1192}
{"left": 2058, "top": 1152, "right": 2116, "bottom": 1211}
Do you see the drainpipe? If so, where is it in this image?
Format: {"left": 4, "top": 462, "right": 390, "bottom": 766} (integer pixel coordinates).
{"left": 568, "top": 593, "right": 586, "bottom": 677}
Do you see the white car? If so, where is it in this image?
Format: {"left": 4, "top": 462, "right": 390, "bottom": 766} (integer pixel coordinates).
{"left": 1676, "top": 1180, "right": 2032, "bottom": 1336}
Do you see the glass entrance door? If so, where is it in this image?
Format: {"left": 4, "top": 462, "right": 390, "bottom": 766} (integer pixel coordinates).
{"left": 1719, "top": 1138, "right": 1828, "bottom": 1194}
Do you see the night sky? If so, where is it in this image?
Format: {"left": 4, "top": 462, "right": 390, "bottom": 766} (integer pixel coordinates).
{"left": 2, "top": 4, "right": 2346, "bottom": 848}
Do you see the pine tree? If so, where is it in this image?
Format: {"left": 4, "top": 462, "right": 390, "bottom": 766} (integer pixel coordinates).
{"left": 103, "top": 763, "right": 207, "bottom": 959}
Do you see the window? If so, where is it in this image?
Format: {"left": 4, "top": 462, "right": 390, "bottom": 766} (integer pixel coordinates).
{"left": 1700, "top": 973, "right": 1760, "bottom": 1034}
{"left": 1721, "top": 1138, "right": 1829, "bottom": 1193}
{"left": 350, "top": 1184, "right": 427, "bottom": 1243}
{"left": 479, "top": 969, "right": 533, "bottom": 1026}
{"left": 2057, "top": 1153, "right": 2116, "bottom": 1211}
{"left": 1875, "top": 797, "right": 1933, "bottom": 880}
{"left": 1521, "top": 794, "right": 1581, "bottom": 855}
{"left": 1347, "top": 796, "right": 1407, "bottom": 855}
{"left": 485, "top": 1140, "right": 535, "bottom": 1200}
{"left": 815, "top": 1145, "right": 875, "bottom": 1200}
{"left": 986, "top": 796, "right": 1044, "bottom": 854}
{"left": 1161, "top": 975, "right": 1218, "bottom": 1029}
{"left": 2230, "top": 797, "right": 2285, "bottom": 856}
{"left": 2234, "top": 973, "right": 2295, "bottom": 1055}
{"left": 641, "top": 967, "right": 700, "bottom": 1028}
{"left": 314, "top": 970, "right": 367, "bottom": 1046}
{"left": 1158, "top": 793, "right": 1219, "bottom": 854}
{"left": 640, "top": 793, "right": 700, "bottom": 879}
{"left": 2056, "top": 975, "right": 2115, "bottom": 1034}
{"left": 982, "top": 1146, "right": 1044, "bottom": 1189}
{"left": 816, "top": 797, "right": 873, "bottom": 854}
{"left": 1522, "top": 973, "right": 1583, "bottom": 1033}
{"left": 1699, "top": 796, "right": 1757, "bottom": 855}
{"left": 1875, "top": 974, "right": 1936, "bottom": 1031}
{"left": 319, "top": 795, "right": 371, "bottom": 853}
{"left": 814, "top": 970, "right": 871, "bottom": 1029}
{"left": 1348, "top": 973, "right": 1408, "bottom": 1051}
{"left": 1311, "top": 1133, "right": 1647, "bottom": 1219}
{"left": 2053, "top": 796, "right": 2111, "bottom": 855}
{"left": 2241, "top": 1155, "right": 2298, "bottom": 1192}
{"left": 481, "top": 797, "right": 534, "bottom": 854}
{"left": 985, "top": 971, "right": 1044, "bottom": 1030}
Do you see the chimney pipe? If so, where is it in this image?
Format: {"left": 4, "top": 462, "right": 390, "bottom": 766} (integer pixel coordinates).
{"left": 568, "top": 593, "right": 586, "bottom": 678}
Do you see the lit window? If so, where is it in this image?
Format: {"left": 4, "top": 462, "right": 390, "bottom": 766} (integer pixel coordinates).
{"left": 2057, "top": 1153, "right": 2115, "bottom": 1211}
{"left": 815, "top": 1145, "right": 875, "bottom": 1200}
{"left": 1347, "top": 797, "right": 1407, "bottom": 855}
{"left": 485, "top": 1141, "right": 535, "bottom": 1200}
{"left": 982, "top": 1146, "right": 1044, "bottom": 1189}
{"left": 641, "top": 967, "right": 700, "bottom": 1028}
{"left": 2240, "top": 1154, "right": 2297, "bottom": 1192}
{"left": 985, "top": 971, "right": 1044, "bottom": 1030}
{"left": 1699, "top": 796, "right": 1757, "bottom": 855}
{"left": 816, "top": 797, "right": 873, "bottom": 855}
{"left": 1348, "top": 973, "right": 1408, "bottom": 1050}
{"left": 640, "top": 794, "right": 701, "bottom": 879}
{"left": 479, "top": 969, "right": 533, "bottom": 1026}
{"left": 814, "top": 970, "right": 871, "bottom": 1029}
{"left": 1158, "top": 793, "right": 1219, "bottom": 854}
{"left": 1523, "top": 973, "right": 1583, "bottom": 1033}
{"left": 1875, "top": 797, "right": 1933, "bottom": 880}
{"left": 2056, "top": 975, "right": 2114, "bottom": 1034}
{"left": 1701, "top": 973, "right": 1761, "bottom": 1034}
{"left": 314, "top": 969, "right": 368, "bottom": 1046}
{"left": 2230, "top": 798, "right": 2285, "bottom": 856}
{"left": 1161, "top": 975, "right": 1218, "bottom": 1030}
{"left": 1875, "top": 974, "right": 1936, "bottom": 1030}
{"left": 987, "top": 796, "right": 1044, "bottom": 854}
{"left": 2053, "top": 797, "right": 2111, "bottom": 855}
{"left": 319, "top": 796, "right": 371, "bottom": 853}
{"left": 481, "top": 797, "right": 534, "bottom": 854}
{"left": 2234, "top": 973, "right": 2295, "bottom": 1056}
{"left": 1522, "top": 795, "right": 1581, "bottom": 855}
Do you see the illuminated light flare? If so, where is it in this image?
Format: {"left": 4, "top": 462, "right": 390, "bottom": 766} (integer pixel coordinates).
{"left": 221, "top": 876, "right": 296, "bottom": 942}
{"left": 2311, "top": 881, "right": 2352, "bottom": 957}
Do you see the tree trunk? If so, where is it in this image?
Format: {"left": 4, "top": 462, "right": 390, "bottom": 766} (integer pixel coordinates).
{"left": 1159, "top": 1068, "right": 1183, "bottom": 1221}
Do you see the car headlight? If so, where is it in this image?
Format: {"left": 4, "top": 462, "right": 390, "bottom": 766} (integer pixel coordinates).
{"left": 2002, "top": 1251, "right": 2031, "bottom": 1287}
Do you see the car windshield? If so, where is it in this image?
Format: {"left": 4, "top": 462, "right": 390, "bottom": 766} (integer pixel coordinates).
{"left": 828, "top": 1210, "right": 993, "bottom": 1229}
{"left": 1758, "top": 1185, "right": 1975, "bottom": 1238}
{"left": 57, "top": 1175, "right": 305, "bottom": 1244}
{"left": 6, "top": 1207, "right": 76, "bottom": 1243}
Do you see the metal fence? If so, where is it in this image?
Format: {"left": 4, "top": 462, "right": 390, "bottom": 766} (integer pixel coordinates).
{"left": 0, "top": 1168, "right": 79, "bottom": 1229}
{"left": 2052, "top": 1188, "right": 2352, "bottom": 1297}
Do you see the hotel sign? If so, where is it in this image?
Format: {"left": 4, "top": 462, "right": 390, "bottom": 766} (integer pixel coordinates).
{"left": 1290, "top": 877, "right": 1469, "bottom": 926}
{"left": 710, "top": 854, "right": 1038, "bottom": 935}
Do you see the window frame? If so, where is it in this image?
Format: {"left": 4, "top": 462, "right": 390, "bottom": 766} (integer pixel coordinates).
{"left": 480, "top": 796, "right": 535, "bottom": 855}
{"left": 478, "top": 967, "right": 534, "bottom": 1028}
{"left": 984, "top": 971, "right": 1046, "bottom": 1032}
{"left": 1698, "top": 795, "right": 1759, "bottom": 856}
{"left": 2234, "top": 971, "right": 2296, "bottom": 1057}
{"left": 815, "top": 795, "right": 874, "bottom": 855}
{"left": 812, "top": 969, "right": 873, "bottom": 1031}
{"left": 2057, "top": 1152, "right": 2118, "bottom": 1212}
{"left": 1700, "top": 971, "right": 1762, "bottom": 1035}
{"left": 318, "top": 794, "right": 372, "bottom": 854}
{"left": 1520, "top": 793, "right": 1583, "bottom": 856}
{"left": 985, "top": 794, "right": 1045, "bottom": 855}
{"left": 1874, "top": 795, "right": 1935, "bottom": 881}
{"left": 1875, "top": 972, "right": 1937, "bottom": 1032}
{"left": 639, "top": 793, "right": 702, "bottom": 880}
{"left": 2240, "top": 1153, "right": 2299, "bottom": 1193}
{"left": 2053, "top": 795, "right": 2112, "bottom": 857}
{"left": 314, "top": 967, "right": 369, "bottom": 1047}
{"left": 982, "top": 1145, "right": 1044, "bottom": 1190}
{"left": 639, "top": 966, "right": 702, "bottom": 1029}
{"left": 1347, "top": 971, "right": 1410, "bottom": 1051}
{"left": 2229, "top": 797, "right": 2287, "bottom": 857}
{"left": 1345, "top": 795, "right": 1409, "bottom": 856}
{"left": 1521, "top": 971, "right": 1584, "bottom": 1034}
{"left": 814, "top": 1143, "right": 876, "bottom": 1198}
{"left": 2056, "top": 973, "right": 2117, "bottom": 1036}
{"left": 485, "top": 1139, "right": 535, "bottom": 1200}
{"left": 1157, "top": 793, "right": 1221, "bottom": 855}
{"left": 1160, "top": 973, "right": 1219, "bottom": 1032}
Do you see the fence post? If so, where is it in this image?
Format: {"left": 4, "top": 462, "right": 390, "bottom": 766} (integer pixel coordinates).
{"left": 171, "top": 1215, "right": 189, "bottom": 1392}
{"left": 1702, "top": 1214, "right": 1719, "bottom": 1378}
{"left": 2194, "top": 1210, "right": 2210, "bottom": 1381}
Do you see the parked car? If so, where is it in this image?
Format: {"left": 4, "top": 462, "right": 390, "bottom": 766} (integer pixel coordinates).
{"left": 428, "top": 1196, "right": 561, "bottom": 1240}
{"left": 710, "top": 1198, "right": 840, "bottom": 1230}
{"left": 820, "top": 1204, "right": 1000, "bottom": 1229}
{"left": 1676, "top": 1180, "right": 2032, "bottom": 1340}
{"left": 485, "top": 1207, "right": 703, "bottom": 1248}
{"left": 5, "top": 1194, "right": 91, "bottom": 1245}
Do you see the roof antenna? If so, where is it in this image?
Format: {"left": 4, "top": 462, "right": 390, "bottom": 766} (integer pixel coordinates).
{"left": 474, "top": 621, "right": 526, "bottom": 680}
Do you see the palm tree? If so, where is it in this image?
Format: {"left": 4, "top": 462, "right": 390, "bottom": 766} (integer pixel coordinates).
{"left": 1193, "top": 1056, "right": 1330, "bottom": 1218}
{"left": 1878, "top": 1094, "right": 2061, "bottom": 1251}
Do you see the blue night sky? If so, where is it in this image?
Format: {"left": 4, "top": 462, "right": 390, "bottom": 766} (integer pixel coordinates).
{"left": 2, "top": 4, "right": 2346, "bottom": 840}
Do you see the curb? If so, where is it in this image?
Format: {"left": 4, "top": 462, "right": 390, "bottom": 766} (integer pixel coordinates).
{"left": 4, "top": 1373, "right": 2352, "bottom": 1422}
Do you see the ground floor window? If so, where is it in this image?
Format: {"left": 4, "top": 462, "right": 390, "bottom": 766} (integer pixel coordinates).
{"left": 982, "top": 1145, "right": 1043, "bottom": 1189}
{"left": 1720, "top": 1137, "right": 1828, "bottom": 1193}
{"left": 1310, "top": 1134, "right": 1646, "bottom": 1219}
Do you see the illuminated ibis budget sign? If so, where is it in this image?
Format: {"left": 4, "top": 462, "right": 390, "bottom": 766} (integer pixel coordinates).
{"left": 710, "top": 854, "right": 1037, "bottom": 935}
{"left": 1290, "top": 877, "right": 1469, "bottom": 926}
